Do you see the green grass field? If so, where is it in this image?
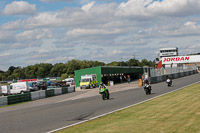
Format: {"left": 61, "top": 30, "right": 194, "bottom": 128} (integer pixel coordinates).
{"left": 57, "top": 83, "right": 200, "bottom": 133}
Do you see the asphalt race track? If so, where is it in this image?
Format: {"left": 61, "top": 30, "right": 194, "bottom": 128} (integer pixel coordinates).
{"left": 0, "top": 73, "right": 199, "bottom": 133}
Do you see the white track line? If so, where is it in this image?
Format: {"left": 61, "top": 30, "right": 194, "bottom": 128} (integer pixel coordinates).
{"left": 46, "top": 81, "right": 200, "bottom": 133}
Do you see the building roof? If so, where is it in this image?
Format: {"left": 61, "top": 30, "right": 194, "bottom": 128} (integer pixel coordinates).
{"left": 159, "top": 47, "right": 178, "bottom": 50}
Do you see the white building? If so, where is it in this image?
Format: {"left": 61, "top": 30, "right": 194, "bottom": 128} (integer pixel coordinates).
{"left": 155, "top": 47, "right": 178, "bottom": 63}
{"left": 159, "top": 47, "right": 178, "bottom": 58}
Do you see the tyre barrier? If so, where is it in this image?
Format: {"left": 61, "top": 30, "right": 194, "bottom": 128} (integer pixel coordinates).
{"left": 68, "top": 86, "right": 75, "bottom": 93}
{"left": 54, "top": 88, "right": 62, "bottom": 95}
{"left": 39, "top": 90, "right": 46, "bottom": 99}
{"left": 0, "top": 86, "right": 75, "bottom": 106}
{"left": 62, "top": 86, "right": 68, "bottom": 94}
{"left": 31, "top": 91, "right": 40, "bottom": 101}
{"left": 0, "top": 96, "right": 7, "bottom": 106}
{"left": 7, "top": 93, "right": 31, "bottom": 105}
{"left": 31, "top": 90, "right": 46, "bottom": 101}
{"left": 45, "top": 89, "right": 55, "bottom": 98}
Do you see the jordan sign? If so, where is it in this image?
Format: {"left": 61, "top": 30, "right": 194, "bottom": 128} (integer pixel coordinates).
{"left": 162, "top": 55, "right": 200, "bottom": 64}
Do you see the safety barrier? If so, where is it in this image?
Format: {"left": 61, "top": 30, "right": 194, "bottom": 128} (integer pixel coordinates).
{"left": 30, "top": 90, "right": 46, "bottom": 101}
{"left": 62, "top": 86, "right": 68, "bottom": 94}
{"left": 157, "top": 76, "right": 162, "bottom": 82}
{"left": 31, "top": 91, "right": 40, "bottom": 101}
{"left": 150, "top": 70, "right": 198, "bottom": 84}
{"left": 68, "top": 86, "right": 75, "bottom": 93}
{"left": 0, "top": 86, "right": 75, "bottom": 106}
{"left": 45, "top": 89, "right": 55, "bottom": 97}
{"left": 150, "top": 77, "right": 157, "bottom": 84}
{"left": 39, "top": 90, "right": 46, "bottom": 99}
{"left": 0, "top": 96, "right": 7, "bottom": 106}
{"left": 7, "top": 93, "right": 31, "bottom": 105}
{"left": 54, "top": 88, "right": 62, "bottom": 95}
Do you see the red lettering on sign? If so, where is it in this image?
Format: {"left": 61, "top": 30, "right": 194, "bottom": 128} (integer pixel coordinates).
{"left": 176, "top": 57, "right": 180, "bottom": 61}
{"left": 180, "top": 57, "right": 184, "bottom": 61}
{"left": 171, "top": 58, "right": 175, "bottom": 61}
{"left": 185, "top": 57, "right": 190, "bottom": 60}
{"left": 163, "top": 58, "right": 167, "bottom": 62}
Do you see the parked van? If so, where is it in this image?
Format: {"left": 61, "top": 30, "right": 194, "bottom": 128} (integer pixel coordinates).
{"left": 63, "top": 78, "right": 75, "bottom": 86}
{"left": 80, "top": 74, "right": 97, "bottom": 89}
{"left": 10, "top": 82, "right": 30, "bottom": 94}
{"left": 1, "top": 85, "right": 11, "bottom": 96}
{"left": 0, "top": 84, "right": 2, "bottom": 96}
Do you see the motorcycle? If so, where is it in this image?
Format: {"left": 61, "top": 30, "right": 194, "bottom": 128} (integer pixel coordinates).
{"left": 166, "top": 78, "right": 172, "bottom": 87}
{"left": 99, "top": 87, "right": 110, "bottom": 100}
{"left": 144, "top": 83, "right": 151, "bottom": 95}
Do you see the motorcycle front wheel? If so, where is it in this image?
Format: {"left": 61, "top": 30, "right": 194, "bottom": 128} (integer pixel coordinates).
{"left": 102, "top": 93, "right": 106, "bottom": 100}
{"left": 149, "top": 89, "right": 151, "bottom": 94}
{"left": 145, "top": 89, "right": 149, "bottom": 95}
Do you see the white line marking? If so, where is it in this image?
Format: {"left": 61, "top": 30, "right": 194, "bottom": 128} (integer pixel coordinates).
{"left": 46, "top": 81, "right": 200, "bottom": 133}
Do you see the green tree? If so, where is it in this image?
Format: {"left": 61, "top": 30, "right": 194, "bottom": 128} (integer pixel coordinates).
{"left": 127, "top": 59, "right": 141, "bottom": 66}
{"left": 107, "top": 61, "right": 120, "bottom": 66}
{"left": 66, "top": 60, "right": 81, "bottom": 75}
{"left": 12, "top": 68, "right": 25, "bottom": 80}
{"left": 50, "top": 63, "right": 67, "bottom": 77}
{"left": 61, "top": 73, "right": 68, "bottom": 80}
{"left": 35, "top": 63, "right": 53, "bottom": 78}
{"left": 24, "top": 65, "right": 37, "bottom": 78}
{"left": 8, "top": 66, "right": 16, "bottom": 73}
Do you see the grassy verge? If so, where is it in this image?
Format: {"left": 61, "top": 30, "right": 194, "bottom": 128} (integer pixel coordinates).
{"left": 57, "top": 83, "right": 200, "bottom": 133}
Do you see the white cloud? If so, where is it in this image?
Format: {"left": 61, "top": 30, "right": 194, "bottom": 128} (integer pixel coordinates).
{"left": 45, "top": 56, "right": 75, "bottom": 63}
{"left": 158, "top": 21, "right": 200, "bottom": 37}
{"left": 147, "top": 0, "right": 200, "bottom": 16}
{"left": 108, "top": 50, "right": 122, "bottom": 56}
{"left": 0, "top": 30, "right": 16, "bottom": 43}
{"left": 2, "top": 1, "right": 36, "bottom": 15}
{"left": 16, "top": 29, "right": 53, "bottom": 41}
{"left": 116, "top": 0, "right": 151, "bottom": 17}
{"left": 66, "top": 28, "right": 121, "bottom": 37}
{"left": 116, "top": 0, "right": 200, "bottom": 17}
{"left": 1, "top": 2, "right": 117, "bottom": 30}
{"left": 81, "top": 1, "right": 95, "bottom": 12}
{"left": 40, "top": 0, "right": 74, "bottom": 2}
{"left": 0, "top": 52, "right": 11, "bottom": 57}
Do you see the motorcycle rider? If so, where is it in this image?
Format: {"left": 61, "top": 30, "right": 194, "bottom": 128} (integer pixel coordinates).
{"left": 143, "top": 78, "right": 151, "bottom": 89}
{"left": 166, "top": 75, "right": 172, "bottom": 85}
{"left": 144, "top": 78, "right": 150, "bottom": 85}
{"left": 99, "top": 82, "right": 110, "bottom": 96}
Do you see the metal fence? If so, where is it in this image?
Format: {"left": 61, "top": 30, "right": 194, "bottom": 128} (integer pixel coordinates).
{"left": 150, "top": 65, "right": 198, "bottom": 77}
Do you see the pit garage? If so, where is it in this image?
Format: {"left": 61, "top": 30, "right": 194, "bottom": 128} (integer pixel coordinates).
{"left": 74, "top": 66, "right": 143, "bottom": 88}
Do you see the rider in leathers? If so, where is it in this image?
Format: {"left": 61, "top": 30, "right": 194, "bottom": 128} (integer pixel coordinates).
{"left": 99, "top": 82, "right": 110, "bottom": 96}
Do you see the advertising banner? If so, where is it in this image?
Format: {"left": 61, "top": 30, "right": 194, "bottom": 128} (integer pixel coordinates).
{"left": 162, "top": 55, "right": 200, "bottom": 64}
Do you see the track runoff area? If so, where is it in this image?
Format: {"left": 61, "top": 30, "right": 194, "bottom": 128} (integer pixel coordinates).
{"left": 47, "top": 74, "right": 200, "bottom": 133}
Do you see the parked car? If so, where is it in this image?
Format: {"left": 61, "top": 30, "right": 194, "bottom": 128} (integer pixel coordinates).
{"left": 36, "top": 81, "right": 47, "bottom": 90}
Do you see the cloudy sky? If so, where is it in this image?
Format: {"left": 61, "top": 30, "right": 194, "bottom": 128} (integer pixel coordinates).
{"left": 0, "top": 0, "right": 200, "bottom": 71}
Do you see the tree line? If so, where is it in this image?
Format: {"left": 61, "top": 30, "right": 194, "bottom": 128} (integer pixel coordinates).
{"left": 0, "top": 59, "right": 155, "bottom": 81}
